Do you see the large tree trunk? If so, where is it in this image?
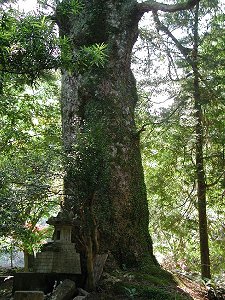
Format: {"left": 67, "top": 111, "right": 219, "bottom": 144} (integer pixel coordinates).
{"left": 57, "top": 0, "right": 155, "bottom": 278}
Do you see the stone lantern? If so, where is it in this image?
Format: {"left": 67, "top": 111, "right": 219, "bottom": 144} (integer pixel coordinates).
{"left": 34, "top": 211, "right": 81, "bottom": 274}
{"left": 49, "top": 213, "right": 72, "bottom": 243}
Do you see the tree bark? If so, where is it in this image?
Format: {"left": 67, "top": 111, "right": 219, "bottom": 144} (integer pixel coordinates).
{"left": 23, "top": 250, "right": 35, "bottom": 272}
{"left": 138, "top": 0, "right": 199, "bottom": 14}
{"left": 193, "top": 2, "right": 211, "bottom": 279}
{"left": 56, "top": 0, "right": 200, "bottom": 287}
{"left": 57, "top": 0, "right": 155, "bottom": 274}
{"left": 152, "top": 1, "right": 211, "bottom": 280}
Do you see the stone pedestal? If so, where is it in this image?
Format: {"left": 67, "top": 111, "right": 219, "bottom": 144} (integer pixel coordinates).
{"left": 13, "top": 273, "right": 82, "bottom": 295}
{"left": 34, "top": 243, "right": 81, "bottom": 274}
{"left": 14, "top": 291, "right": 44, "bottom": 300}
{"left": 33, "top": 211, "right": 81, "bottom": 274}
{"left": 13, "top": 211, "right": 82, "bottom": 295}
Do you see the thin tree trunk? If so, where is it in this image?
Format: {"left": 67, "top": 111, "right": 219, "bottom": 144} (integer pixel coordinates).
{"left": 10, "top": 242, "right": 13, "bottom": 268}
{"left": 149, "top": 0, "right": 211, "bottom": 280}
{"left": 23, "top": 250, "right": 35, "bottom": 272}
{"left": 193, "top": 2, "right": 211, "bottom": 279}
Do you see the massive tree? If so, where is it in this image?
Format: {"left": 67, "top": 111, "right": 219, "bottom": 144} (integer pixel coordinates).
{"left": 56, "top": 0, "right": 200, "bottom": 282}
{"left": 0, "top": 0, "right": 200, "bottom": 289}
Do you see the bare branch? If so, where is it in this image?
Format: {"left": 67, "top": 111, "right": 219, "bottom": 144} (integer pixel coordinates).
{"left": 138, "top": 0, "right": 200, "bottom": 15}
{"left": 151, "top": 11, "right": 222, "bottom": 103}
{"left": 152, "top": 11, "right": 192, "bottom": 62}
{"left": 136, "top": 124, "right": 147, "bottom": 136}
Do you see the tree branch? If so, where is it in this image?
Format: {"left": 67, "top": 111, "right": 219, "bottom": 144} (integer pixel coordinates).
{"left": 138, "top": 0, "right": 200, "bottom": 15}
{"left": 151, "top": 11, "right": 222, "bottom": 103}
{"left": 206, "top": 171, "right": 225, "bottom": 188}
{"left": 152, "top": 11, "right": 192, "bottom": 63}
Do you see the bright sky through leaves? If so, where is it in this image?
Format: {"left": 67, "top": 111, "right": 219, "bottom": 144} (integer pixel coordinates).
{"left": 17, "top": 0, "right": 37, "bottom": 12}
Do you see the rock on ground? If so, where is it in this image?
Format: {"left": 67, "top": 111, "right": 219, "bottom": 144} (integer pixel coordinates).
{"left": 50, "top": 279, "right": 76, "bottom": 300}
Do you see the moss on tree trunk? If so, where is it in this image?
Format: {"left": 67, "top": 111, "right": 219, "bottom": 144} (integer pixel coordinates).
{"left": 57, "top": 1, "right": 157, "bottom": 286}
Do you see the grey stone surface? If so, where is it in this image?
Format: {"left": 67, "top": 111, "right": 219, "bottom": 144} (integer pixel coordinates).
{"left": 34, "top": 244, "right": 81, "bottom": 274}
{"left": 50, "top": 279, "right": 76, "bottom": 300}
{"left": 34, "top": 211, "right": 81, "bottom": 274}
{"left": 77, "top": 288, "right": 89, "bottom": 297}
{"left": 73, "top": 297, "right": 86, "bottom": 300}
{"left": 14, "top": 291, "right": 44, "bottom": 300}
{"left": 13, "top": 272, "right": 80, "bottom": 295}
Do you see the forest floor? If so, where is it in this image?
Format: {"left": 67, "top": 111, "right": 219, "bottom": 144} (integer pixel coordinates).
{"left": 172, "top": 273, "right": 208, "bottom": 300}
{"left": 0, "top": 266, "right": 224, "bottom": 300}
{"left": 89, "top": 267, "right": 209, "bottom": 300}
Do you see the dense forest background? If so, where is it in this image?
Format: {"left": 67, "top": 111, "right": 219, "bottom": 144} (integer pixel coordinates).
{"left": 0, "top": 0, "right": 224, "bottom": 292}
{"left": 133, "top": 1, "right": 225, "bottom": 282}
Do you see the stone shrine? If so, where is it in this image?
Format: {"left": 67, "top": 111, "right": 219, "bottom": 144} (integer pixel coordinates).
{"left": 34, "top": 211, "right": 81, "bottom": 274}
{"left": 13, "top": 211, "right": 82, "bottom": 294}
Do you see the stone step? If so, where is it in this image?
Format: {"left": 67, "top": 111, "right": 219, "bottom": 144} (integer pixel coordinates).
{"left": 14, "top": 290, "right": 44, "bottom": 300}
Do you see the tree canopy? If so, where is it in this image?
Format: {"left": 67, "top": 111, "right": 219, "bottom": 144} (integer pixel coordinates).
{"left": 0, "top": 0, "right": 224, "bottom": 295}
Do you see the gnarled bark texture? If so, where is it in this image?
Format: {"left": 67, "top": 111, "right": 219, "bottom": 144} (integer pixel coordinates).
{"left": 57, "top": 0, "right": 154, "bottom": 270}
{"left": 56, "top": 0, "right": 199, "bottom": 284}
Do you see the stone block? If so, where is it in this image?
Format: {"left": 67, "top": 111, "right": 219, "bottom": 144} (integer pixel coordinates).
{"left": 14, "top": 291, "right": 44, "bottom": 300}
{"left": 77, "top": 288, "right": 89, "bottom": 297}
{"left": 13, "top": 272, "right": 81, "bottom": 295}
{"left": 34, "top": 245, "right": 81, "bottom": 274}
{"left": 50, "top": 279, "right": 76, "bottom": 300}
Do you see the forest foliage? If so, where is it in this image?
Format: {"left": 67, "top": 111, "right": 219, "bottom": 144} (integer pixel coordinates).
{"left": 133, "top": 0, "right": 225, "bottom": 281}
{"left": 0, "top": 0, "right": 224, "bottom": 283}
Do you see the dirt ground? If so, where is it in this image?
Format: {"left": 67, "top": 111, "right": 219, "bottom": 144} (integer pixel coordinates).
{"left": 0, "top": 268, "right": 224, "bottom": 300}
